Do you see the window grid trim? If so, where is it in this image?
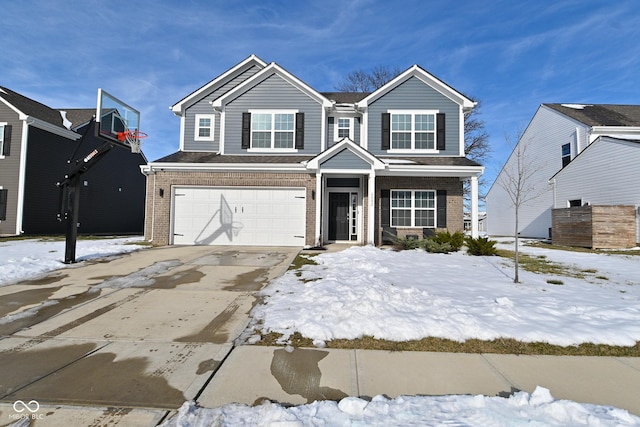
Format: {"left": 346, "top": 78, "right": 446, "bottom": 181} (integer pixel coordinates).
{"left": 248, "top": 109, "right": 298, "bottom": 150}
{"left": 194, "top": 114, "right": 215, "bottom": 141}
{"left": 390, "top": 189, "right": 436, "bottom": 228}
{"left": 388, "top": 110, "right": 438, "bottom": 152}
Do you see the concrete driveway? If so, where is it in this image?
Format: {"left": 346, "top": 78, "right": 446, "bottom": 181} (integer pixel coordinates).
{"left": 0, "top": 245, "right": 299, "bottom": 425}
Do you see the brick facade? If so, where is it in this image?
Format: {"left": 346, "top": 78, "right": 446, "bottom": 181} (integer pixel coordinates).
{"left": 144, "top": 171, "right": 316, "bottom": 246}
{"left": 375, "top": 176, "right": 463, "bottom": 244}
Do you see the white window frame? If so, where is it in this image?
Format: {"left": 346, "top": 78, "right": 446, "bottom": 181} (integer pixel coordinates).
{"left": 390, "top": 189, "right": 436, "bottom": 228}
{"left": 388, "top": 110, "right": 438, "bottom": 153}
{"left": 194, "top": 114, "right": 215, "bottom": 141}
{"left": 334, "top": 117, "right": 353, "bottom": 141}
{"left": 248, "top": 109, "right": 298, "bottom": 152}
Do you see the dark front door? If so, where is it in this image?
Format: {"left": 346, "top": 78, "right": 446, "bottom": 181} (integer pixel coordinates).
{"left": 328, "top": 192, "right": 349, "bottom": 241}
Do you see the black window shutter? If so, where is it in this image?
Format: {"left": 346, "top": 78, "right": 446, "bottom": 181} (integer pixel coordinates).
{"left": 241, "top": 112, "right": 251, "bottom": 149}
{"left": 381, "top": 113, "right": 390, "bottom": 150}
{"left": 381, "top": 189, "right": 396, "bottom": 244}
{"left": 436, "top": 113, "right": 445, "bottom": 150}
{"left": 295, "top": 112, "right": 304, "bottom": 149}
{"left": 0, "top": 189, "right": 7, "bottom": 220}
{"left": 3, "top": 125, "right": 11, "bottom": 156}
{"left": 436, "top": 190, "right": 447, "bottom": 228}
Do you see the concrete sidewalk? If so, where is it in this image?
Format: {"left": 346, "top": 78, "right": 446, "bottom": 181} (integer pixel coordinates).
{"left": 198, "top": 345, "right": 640, "bottom": 416}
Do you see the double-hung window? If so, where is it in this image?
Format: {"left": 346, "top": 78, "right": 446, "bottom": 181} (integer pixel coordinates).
{"left": 250, "top": 110, "right": 296, "bottom": 149}
{"left": 334, "top": 117, "right": 353, "bottom": 141}
{"left": 390, "top": 111, "right": 437, "bottom": 150}
{"left": 391, "top": 190, "right": 436, "bottom": 227}
{"left": 561, "top": 143, "right": 571, "bottom": 167}
{"left": 195, "top": 114, "right": 214, "bottom": 141}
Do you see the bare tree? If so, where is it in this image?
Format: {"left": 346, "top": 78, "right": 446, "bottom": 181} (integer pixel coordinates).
{"left": 335, "top": 65, "right": 403, "bottom": 92}
{"left": 496, "top": 131, "right": 548, "bottom": 283}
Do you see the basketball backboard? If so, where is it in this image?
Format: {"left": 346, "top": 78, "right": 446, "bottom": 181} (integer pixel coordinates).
{"left": 95, "top": 88, "right": 142, "bottom": 151}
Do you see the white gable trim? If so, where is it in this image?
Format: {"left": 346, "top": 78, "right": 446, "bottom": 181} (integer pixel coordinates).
{"left": 211, "top": 62, "right": 333, "bottom": 110}
{"left": 170, "top": 54, "right": 268, "bottom": 115}
{"left": 356, "top": 65, "right": 476, "bottom": 110}
{"left": 305, "top": 138, "right": 385, "bottom": 170}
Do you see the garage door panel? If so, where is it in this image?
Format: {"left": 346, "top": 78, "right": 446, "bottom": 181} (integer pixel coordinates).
{"left": 172, "top": 187, "right": 306, "bottom": 246}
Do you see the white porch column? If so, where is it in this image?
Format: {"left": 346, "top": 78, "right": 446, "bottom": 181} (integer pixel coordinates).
{"left": 367, "top": 171, "right": 376, "bottom": 244}
{"left": 315, "top": 172, "right": 322, "bottom": 246}
{"left": 470, "top": 175, "right": 479, "bottom": 238}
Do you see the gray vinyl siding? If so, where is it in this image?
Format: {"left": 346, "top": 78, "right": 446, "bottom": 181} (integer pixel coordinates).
{"left": 0, "top": 107, "right": 22, "bottom": 235}
{"left": 183, "top": 65, "right": 262, "bottom": 152}
{"left": 321, "top": 149, "right": 370, "bottom": 169}
{"left": 224, "top": 73, "right": 323, "bottom": 154}
{"left": 367, "top": 77, "right": 461, "bottom": 156}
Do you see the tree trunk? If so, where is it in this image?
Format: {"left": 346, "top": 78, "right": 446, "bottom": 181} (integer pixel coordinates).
{"left": 514, "top": 206, "right": 520, "bottom": 283}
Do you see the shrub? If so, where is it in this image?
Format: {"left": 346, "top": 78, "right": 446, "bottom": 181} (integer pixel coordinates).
{"left": 431, "top": 230, "right": 465, "bottom": 251}
{"left": 393, "top": 236, "right": 421, "bottom": 251}
{"left": 465, "top": 236, "right": 498, "bottom": 256}
{"left": 421, "top": 239, "right": 452, "bottom": 253}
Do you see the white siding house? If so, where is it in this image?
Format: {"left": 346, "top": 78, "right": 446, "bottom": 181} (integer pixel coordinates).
{"left": 487, "top": 104, "right": 640, "bottom": 239}
{"left": 550, "top": 136, "right": 640, "bottom": 243}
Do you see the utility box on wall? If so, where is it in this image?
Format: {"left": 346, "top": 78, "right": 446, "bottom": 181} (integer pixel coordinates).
{"left": 552, "top": 205, "right": 637, "bottom": 249}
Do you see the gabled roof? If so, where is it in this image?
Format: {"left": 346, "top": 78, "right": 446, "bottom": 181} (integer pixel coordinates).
{"left": 58, "top": 108, "right": 95, "bottom": 129}
{"left": 305, "top": 138, "right": 386, "bottom": 170}
{"left": 321, "top": 92, "right": 369, "bottom": 104}
{"left": 0, "top": 85, "right": 65, "bottom": 127}
{"left": 544, "top": 104, "right": 640, "bottom": 127}
{"left": 211, "top": 62, "right": 333, "bottom": 109}
{"left": 356, "top": 65, "right": 476, "bottom": 110}
{"left": 170, "top": 54, "right": 268, "bottom": 115}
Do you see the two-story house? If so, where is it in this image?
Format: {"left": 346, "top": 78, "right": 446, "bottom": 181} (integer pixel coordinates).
{"left": 0, "top": 86, "right": 147, "bottom": 236}
{"left": 487, "top": 103, "right": 640, "bottom": 241}
{"left": 141, "top": 55, "right": 484, "bottom": 247}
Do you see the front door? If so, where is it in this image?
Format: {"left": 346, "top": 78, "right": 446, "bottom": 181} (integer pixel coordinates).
{"left": 328, "top": 193, "right": 349, "bottom": 241}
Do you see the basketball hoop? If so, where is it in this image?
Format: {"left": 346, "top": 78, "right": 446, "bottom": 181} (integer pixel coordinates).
{"left": 117, "top": 130, "right": 148, "bottom": 153}
{"left": 231, "top": 222, "right": 244, "bottom": 237}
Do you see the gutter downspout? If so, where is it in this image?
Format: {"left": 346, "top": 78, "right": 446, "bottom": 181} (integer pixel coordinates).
{"left": 16, "top": 120, "right": 30, "bottom": 234}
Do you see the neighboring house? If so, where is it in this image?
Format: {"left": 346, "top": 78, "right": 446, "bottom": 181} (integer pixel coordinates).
{"left": 487, "top": 103, "right": 640, "bottom": 239}
{"left": 0, "top": 86, "right": 147, "bottom": 236}
{"left": 550, "top": 136, "right": 640, "bottom": 244}
{"left": 141, "top": 55, "right": 484, "bottom": 247}
{"left": 464, "top": 211, "right": 486, "bottom": 234}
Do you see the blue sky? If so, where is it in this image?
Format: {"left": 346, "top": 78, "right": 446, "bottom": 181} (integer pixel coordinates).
{"left": 4, "top": 0, "right": 639, "bottom": 192}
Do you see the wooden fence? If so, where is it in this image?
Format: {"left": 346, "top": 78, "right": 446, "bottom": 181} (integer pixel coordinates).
{"left": 551, "top": 205, "right": 637, "bottom": 249}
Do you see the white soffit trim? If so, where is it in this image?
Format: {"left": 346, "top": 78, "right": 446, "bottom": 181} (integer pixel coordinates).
{"left": 142, "top": 162, "right": 308, "bottom": 174}
{"left": 357, "top": 65, "right": 476, "bottom": 110}
{"left": 211, "top": 62, "right": 333, "bottom": 109}
{"left": 305, "top": 138, "right": 385, "bottom": 170}
{"left": 379, "top": 164, "right": 484, "bottom": 177}
{"left": 170, "top": 54, "right": 268, "bottom": 115}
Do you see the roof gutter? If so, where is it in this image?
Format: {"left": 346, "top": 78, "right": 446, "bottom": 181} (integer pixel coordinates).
{"left": 25, "top": 116, "right": 81, "bottom": 140}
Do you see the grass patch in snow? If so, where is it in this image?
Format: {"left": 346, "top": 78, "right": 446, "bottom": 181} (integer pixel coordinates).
{"left": 254, "top": 333, "right": 640, "bottom": 356}
{"left": 496, "top": 249, "right": 606, "bottom": 280}
{"left": 526, "top": 240, "right": 640, "bottom": 256}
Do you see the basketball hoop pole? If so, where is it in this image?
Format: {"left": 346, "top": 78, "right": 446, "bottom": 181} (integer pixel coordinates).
{"left": 57, "top": 118, "right": 119, "bottom": 263}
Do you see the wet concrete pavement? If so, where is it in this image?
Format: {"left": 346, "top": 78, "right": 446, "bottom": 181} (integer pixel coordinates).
{"left": 0, "top": 245, "right": 299, "bottom": 425}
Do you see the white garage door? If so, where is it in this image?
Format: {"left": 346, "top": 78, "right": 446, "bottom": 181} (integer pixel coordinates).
{"left": 172, "top": 187, "right": 306, "bottom": 246}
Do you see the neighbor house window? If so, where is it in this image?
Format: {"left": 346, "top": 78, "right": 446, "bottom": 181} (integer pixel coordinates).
{"left": 391, "top": 190, "right": 436, "bottom": 227}
{"left": 195, "top": 114, "right": 214, "bottom": 141}
{"left": 334, "top": 117, "right": 353, "bottom": 141}
{"left": 250, "top": 110, "right": 296, "bottom": 149}
{"left": 561, "top": 143, "right": 571, "bottom": 167}
{"left": 390, "top": 111, "right": 436, "bottom": 150}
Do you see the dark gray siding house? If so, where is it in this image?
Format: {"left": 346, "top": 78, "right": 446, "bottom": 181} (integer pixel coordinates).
{"left": 0, "top": 87, "right": 147, "bottom": 236}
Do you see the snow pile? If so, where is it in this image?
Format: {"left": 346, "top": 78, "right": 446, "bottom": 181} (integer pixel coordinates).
{"left": 251, "top": 245, "right": 640, "bottom": 346}
{"left": 0, "top": 237, "right": 146, "bottom": 287}
{"left": 162, "top": 388, "right": 640, "bottom": 426}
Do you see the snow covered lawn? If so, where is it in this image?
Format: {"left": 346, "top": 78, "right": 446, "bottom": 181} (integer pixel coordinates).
{"left": 250, "top": 241, "right": 640, "bottom": 347}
